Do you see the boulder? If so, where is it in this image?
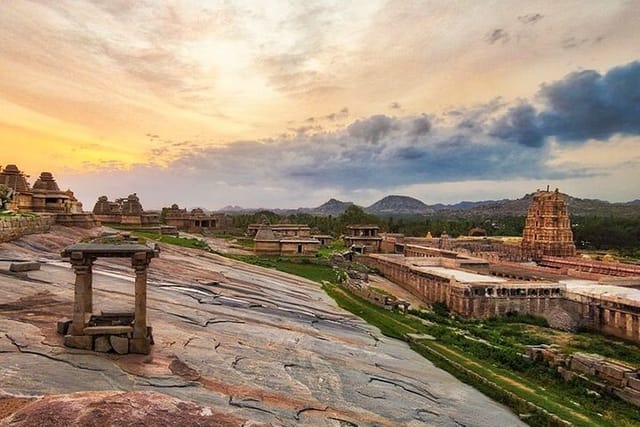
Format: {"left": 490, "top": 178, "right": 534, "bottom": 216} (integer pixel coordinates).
{"left": 9, "top": 262, "right": 40, "bottom": 272}
{"left": 110, "top": 336, "right": 129, "bottom": 355}
{"left": 56, "top": 318, "right": 72, "bottom": 335}
{"left": 94, "top": 336, "right": 112, "bottom": 353}
{"left": 63, "top": 335, "right": 93, "bottom": 351}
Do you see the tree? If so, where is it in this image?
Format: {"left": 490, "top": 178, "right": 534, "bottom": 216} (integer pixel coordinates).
{"left": 0, "top": 184, "right": 13, "bottom": 210}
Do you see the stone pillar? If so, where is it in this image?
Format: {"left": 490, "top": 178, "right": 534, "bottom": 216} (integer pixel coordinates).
{"left": 84, "top": 259, "right": 94, "bottom": 313}
{"left": 131, "top": 252, "right": 151, "bottom": 354}
{"left": 69, "top": 253, "right": 93, "bottom": 336}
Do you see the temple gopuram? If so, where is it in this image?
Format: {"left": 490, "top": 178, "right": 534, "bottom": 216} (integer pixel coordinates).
{"left": 521, "top": 188, "right": 576, "bottom": 259}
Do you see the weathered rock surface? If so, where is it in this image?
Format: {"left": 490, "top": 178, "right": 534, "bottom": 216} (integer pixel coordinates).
{"left": 0, "top": 226, "right": 525, "bottom": 426}
{"left": 0, "top": 391, "right": 248, "bottom": 427}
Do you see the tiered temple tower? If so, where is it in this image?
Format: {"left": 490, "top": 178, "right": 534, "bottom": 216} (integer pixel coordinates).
{"left": 521, "top": 188, "right": 576, "bottom": 259}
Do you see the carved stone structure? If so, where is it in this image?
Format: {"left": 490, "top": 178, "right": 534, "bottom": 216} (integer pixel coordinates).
{"left": 59, "top": 242, "right": 160, "bottom": 354}
{"left": 0, "top": 165, "right": 98, "bottom": 228}
{"left": 247, "top": 223, "right": 311, "bottom": 238}
{"left": 344, "top": 225, "right": 382, "bottom": 253}
{"left": 93, "top": 193, "right": 160, "bottom": 226}
{"left": 521, "top": 188, "right": 576, "bottom": 259}
{"left": 253, "top": 222, "right": 320, "bottom": 256}
{"left": 163, "top": 204, "right": 230, "bottom": 233}
{"left": 361, "top": 249, "right": 640, "bottom": 342}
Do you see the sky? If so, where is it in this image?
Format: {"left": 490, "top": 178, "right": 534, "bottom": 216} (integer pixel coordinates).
{"left": 1, "top": 0, "right": 639, "bottom": 210}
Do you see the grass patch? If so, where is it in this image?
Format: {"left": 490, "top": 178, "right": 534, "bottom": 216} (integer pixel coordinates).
{"left": 132, "top": 231, "right": 210, "bottom": 250}
{"left": 317, "top": 239, "right": 346, "bottom": 258}
{"left": 369, "top": 286, "right": 392, "bottom": 296}
{"left": 232, "top": 237, "right": 255, "bottom": 248}
{"left": 227, "top": 254, "right": 339, "bottom": 283}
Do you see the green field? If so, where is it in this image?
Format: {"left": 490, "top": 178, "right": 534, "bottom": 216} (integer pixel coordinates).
{"left": 322, "top": 283, "right": 640, "bottom": 427}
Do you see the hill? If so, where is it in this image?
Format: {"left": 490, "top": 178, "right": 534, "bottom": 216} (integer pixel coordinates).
{"left": 438, "top": 193, "right": 640, "bottom": 218}
{"left": 308, "top": 198, "right": 353, "bottom": 215}
{"left": 365, "top": 195, "right": 434, "bottom": 215}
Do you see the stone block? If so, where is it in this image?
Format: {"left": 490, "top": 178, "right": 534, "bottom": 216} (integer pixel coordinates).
{"left": 110, "top": 336, "right": 129, "bottom": 355}
{"left": 83, "top": 325, "right": 133, "bottom": 335}
{"left": 94, "top": 336, "right": 113, "bottom": 353}
{"left": 57, "top": 318, "right": 72, "bottom": 335}
{"left": 9, "top": 262, "right": 40, "bottom": 272}
{"left": 627, "top": 376, "right": 640, "bottom": 391}
{"left": 64, "top": 335, "right": 93, "bottom": 350}
{"left": 129, "top": 337, "right": 151, "bottom": 355}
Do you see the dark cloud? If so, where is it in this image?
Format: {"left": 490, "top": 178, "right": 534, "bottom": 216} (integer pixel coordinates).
{"left": 409, "top": 116, "right": 431, "bottom": 136}
{"left": 485, "top": 29, "right": 509, "bottom": 45}
{"left": 347, "top": 115, "right": 399, "bottom": 143}
{"left": 517, "top": 13, "right": 543, "bottom": 25}
{"left": 479, "top": 61, "right": 640, "bottom": 145}
{"left": 489, "top": 102, "right": 544, "bottom": 147}
{"left": 538, "top": 61, "right": 640, "bottom": 141}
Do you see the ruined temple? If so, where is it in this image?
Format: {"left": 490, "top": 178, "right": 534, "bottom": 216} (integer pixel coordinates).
{"left": 521, "top": 188, "right": 576, "bottom": 259}
{"left": 344, "top": 225, "right": 382, "bottom": 254}
{"left": 0, "top": 165, "right": 98, "bottom": 227}
{"left": 253, "top": 220, "right": 320, "bottom": 256}
{"left": 93, "top": 194, "right": 160, "bottom": 226}
{"left": 163, "top": 204, "right": 230, "bottom": 233}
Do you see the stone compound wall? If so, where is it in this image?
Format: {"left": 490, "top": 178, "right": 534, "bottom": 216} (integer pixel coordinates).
{"left": 0, "top": 215, "right": 54, "bottom": 243}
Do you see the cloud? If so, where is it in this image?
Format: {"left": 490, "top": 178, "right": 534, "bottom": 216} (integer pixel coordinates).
{"left": 485, "top": 29, "right": 509, "bottom": 44}
{"left": 518, "top": 13, "right": 543, "bottom": 25}
{"left": 161, "top": 61, "right": 638, "bottom": 192}
{"left": 347, "top": 115, "right": 399, "bottom": 143}
{"left": 538, "top": 61, "right": 640, "bottom": 142}
{"left": 489, "top": 102, "right": 544, "bottom": 147}
{"left": 481, "top": 60, "right": 640, "bottom": 145}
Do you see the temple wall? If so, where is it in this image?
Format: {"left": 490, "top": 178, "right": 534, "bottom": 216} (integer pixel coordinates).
{"left": 280, "top": 242, "right": 319, "bottom": 256}
{"left": 541, "top": 256, "right": 640, "bottom": 278}
{"left": 94, "top": 214, "right": 122, "bottom": 224}
{"left": 254, "top": 241, "right": 281, "bottom": 255}
{"left": 360, "top": 255, "right": 639, "bottom": 339}
{"left": 54, "top": 213, "right": 100, "bottom": 229}
{"left": 0, "top": 215, "right": 54, "bottom": 242}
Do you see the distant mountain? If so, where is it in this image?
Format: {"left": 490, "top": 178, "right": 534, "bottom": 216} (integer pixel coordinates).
{"left": 439, "top": 193, "right": 640, "bottom": 218}
{"left": 366, "top": 195, "right": 435, "bottom": 215}
{"left": 215, "top": 193, "right": 639, "bottom": 217}
{"left": 306, "top": 198, "right": 354, "bottom": 216}
{"left": 217, "top": 205, "right": 257, "bottom": 213}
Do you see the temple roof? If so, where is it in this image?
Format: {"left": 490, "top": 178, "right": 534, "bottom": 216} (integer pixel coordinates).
{"left": 33, "top": 172, "right": 61, "bottom": 192}
{"left": 254, "top": 224, "right": 277, "bottom": 241}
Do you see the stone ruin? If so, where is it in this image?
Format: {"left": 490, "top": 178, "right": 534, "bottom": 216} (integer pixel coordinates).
{"left": 162, "top": 203, "right": 230, "bottom": 233}
{"left": 93, "top": 193, "right": 160, "bottom": 226}
{"left": 58, "top": 239, "right": 160, "bottom": 354}
{"left": 0, "top": 164, "right": 98, "bottom": 228}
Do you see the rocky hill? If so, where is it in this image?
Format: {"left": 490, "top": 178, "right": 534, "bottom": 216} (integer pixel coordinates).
{"left": 214, "top": 193, "right": 638, "bottom": 218}
{"left": 308, "top": 198, "right": 353, "bottom": 215}
{"left": 437, "top": 193, "right": 640, "bottom": 218}
{"left": 365, "top": 195, "right": 434, "bottom": 215}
